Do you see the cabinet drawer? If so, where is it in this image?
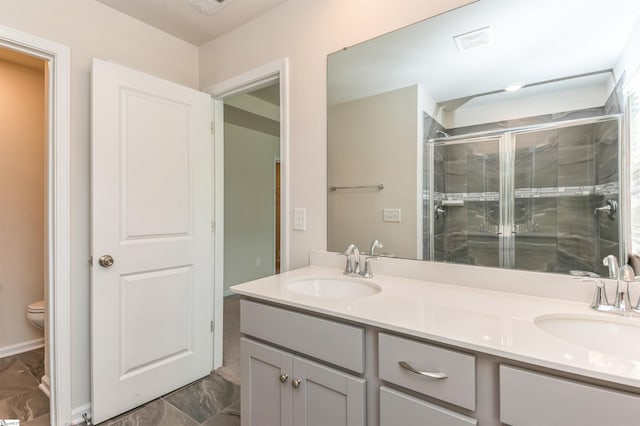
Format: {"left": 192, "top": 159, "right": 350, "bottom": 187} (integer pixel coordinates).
{"left": 378, "top": 333, "right": 475, "bottom": 410}
{"left": 380, "top": 386, "right": 476, "bottom": 426}
{"left": 500, "top": 365, "right": 640, "bottom": 426}
{"left": 241, "top": 300, "right": 365, "bottom": 373}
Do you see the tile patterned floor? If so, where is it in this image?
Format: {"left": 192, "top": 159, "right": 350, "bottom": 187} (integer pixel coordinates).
{"left": 96, "top": 372, "right": 240, "bottom": 426}
{"left": 1, "top": 295, "right": 241, "bottom": 426}
{"left": 0, "top": 348, "right": 50, "bottom": 425}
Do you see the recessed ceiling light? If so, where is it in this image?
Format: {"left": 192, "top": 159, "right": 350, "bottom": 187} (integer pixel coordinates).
{"left": 453, "top": 26, "right": 494, "bottom": 51}
{"left": 505, "top": 84, "right": 523, "bottom": 92}
{"left": 189, "top": 0, "right": 233, "bottom": 16}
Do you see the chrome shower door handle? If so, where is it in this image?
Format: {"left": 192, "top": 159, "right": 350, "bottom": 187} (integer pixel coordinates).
{"left": 594, "top": 199, "right": 617, "bottom": 220}
{"left": 98, "top": 255, "right": 114, "bottom": 268}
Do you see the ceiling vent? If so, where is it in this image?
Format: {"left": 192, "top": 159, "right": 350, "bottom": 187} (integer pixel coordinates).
{"left": 189, "top": 0, "right": 234, "bottom": 16}
{"left": 453, "top": 26, "right": 494, "bottom": 51}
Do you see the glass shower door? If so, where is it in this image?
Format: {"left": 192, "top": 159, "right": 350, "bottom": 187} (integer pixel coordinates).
{"left": 511, "top": 117, "right": 620, "bottom": 274}
{"left": 431, "top": 136, "right": 502, "bottom": 268}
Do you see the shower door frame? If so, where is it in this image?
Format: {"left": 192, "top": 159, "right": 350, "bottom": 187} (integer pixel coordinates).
{"left": 427, "top": 114, "right": 625, "bottom": 271}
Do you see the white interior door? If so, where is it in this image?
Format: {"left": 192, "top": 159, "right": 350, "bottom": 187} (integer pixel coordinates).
{"left": 90, "top": 59, "right": 213, "bottom": 423}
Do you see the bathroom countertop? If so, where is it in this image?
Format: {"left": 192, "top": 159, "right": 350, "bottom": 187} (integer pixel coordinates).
{"left": 231, "top": 265, "right": 640, "bottom": 390}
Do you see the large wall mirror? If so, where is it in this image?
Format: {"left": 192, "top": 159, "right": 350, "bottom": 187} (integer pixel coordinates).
{"left": 327, "top": 0, "right": 640, "bottom": 276}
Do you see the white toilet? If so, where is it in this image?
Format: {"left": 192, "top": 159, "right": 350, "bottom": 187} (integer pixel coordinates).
{"left": 27, "top": 300, "right": 45, "bottom": 329}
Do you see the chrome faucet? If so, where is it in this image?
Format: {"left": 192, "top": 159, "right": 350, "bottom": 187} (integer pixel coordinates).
{"left": 580, "top": 256, "right": 639, "bottom": 315}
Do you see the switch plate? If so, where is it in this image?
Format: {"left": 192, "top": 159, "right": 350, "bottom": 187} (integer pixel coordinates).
{"left": 383, "top": 208, "right": 401, "bottom": 223}
{"left": 294, "top": 208, "right": 306, "bottom": 231}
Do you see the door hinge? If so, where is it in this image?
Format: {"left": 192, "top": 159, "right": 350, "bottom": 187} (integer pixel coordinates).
{"left": 211, "top": 221, "right": 215, "bottom": 233}
{"left": 211, "top": 121, "right": 214, "bottom": 134}
{"left": 210, "top": 320, "right": 214, "bottom": 333}
{"left": 88, "top": 256, "right": 93, "bottom": 266}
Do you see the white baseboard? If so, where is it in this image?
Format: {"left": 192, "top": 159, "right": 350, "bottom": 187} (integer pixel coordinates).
{"left": 71, "top": 403, "right": 92, "bottom": 425}
{"left": 39, "top": 374, "right": 51, "bottom": 398}
{"left": 0, "top": 338, "right": 44, "bottom": 358}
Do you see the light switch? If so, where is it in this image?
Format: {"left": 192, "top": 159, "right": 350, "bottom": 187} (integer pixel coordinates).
{"left": 294, "top": 208, "right": 306, "bottom": 231}
{"left": 383, "top": 208, "right": 401, "bottom": 223}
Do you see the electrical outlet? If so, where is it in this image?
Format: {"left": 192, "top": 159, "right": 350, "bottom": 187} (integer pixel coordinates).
{"left": 383, "top": 208, "right": 401, "bottom": 223}
{"left": 294, "top": 208, "right": 306, "bottom": 231}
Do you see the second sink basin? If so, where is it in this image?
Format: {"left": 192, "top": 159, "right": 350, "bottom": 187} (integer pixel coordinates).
{"left": 286, "top": 276, "right": 381, "bottom": 299}
{"left": 534, "top": 314, "right": 640, "bottom": 360}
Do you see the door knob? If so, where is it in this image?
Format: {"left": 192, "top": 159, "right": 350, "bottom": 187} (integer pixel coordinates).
{"left": 279, "top": 373, "right": 289, "bottom": 383}
{"left": 292, "top": 379, "right": 301, "bottom": 389}
{"left": 98, "top": 255, "right": 114, "bottom": 268}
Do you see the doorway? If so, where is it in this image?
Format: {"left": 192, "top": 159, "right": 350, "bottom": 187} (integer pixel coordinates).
{"left": 204, "top": 58, "right": 289, "bottom": 372}
{"left": 0, "top": 46, "right": 47, "bottom": 421}
{"left": 214, "top": 81, "right": 281, "bottom": 383}
{"left": 0, "top": 26, "right": 71, "bottom": 426}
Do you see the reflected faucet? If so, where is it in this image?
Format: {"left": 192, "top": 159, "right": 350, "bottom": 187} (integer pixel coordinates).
{"left": 369, "top": 239, "right": 383, "bottom": 256}
{"left": 343, "top": 244, "right": 361, "bottom": 276}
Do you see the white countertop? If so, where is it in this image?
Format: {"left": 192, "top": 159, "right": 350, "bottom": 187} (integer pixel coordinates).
{"left": 231, "top": 265, "right": 640, "bottom": 389}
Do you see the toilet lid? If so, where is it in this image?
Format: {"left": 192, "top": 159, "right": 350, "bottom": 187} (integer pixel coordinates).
{"left": 28, "top": 300, "right": 45, "bottom": 313}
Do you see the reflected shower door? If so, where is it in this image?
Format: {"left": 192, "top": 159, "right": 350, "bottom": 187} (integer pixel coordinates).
{"left": 511, "top": 118, "right": 620, "bottom": 274}
{"left": 432, "top": 137, "right": 502, "bottom": 267}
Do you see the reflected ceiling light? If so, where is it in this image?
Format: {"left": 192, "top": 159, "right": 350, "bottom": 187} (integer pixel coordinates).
{"left": 453, "top": 26, "right": 494, "bottom": 51}
{"left": 189, "top": 0, "right": 233, "bottom": 15}
{"left": 505, "top": 84, "right": 523, "bottom": 92}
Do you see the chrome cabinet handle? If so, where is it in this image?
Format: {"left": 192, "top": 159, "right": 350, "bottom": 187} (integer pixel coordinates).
{"left": 279, "top": 373, "right": 289, "bottom": 383}
{"left": 98, "top": 255, "right": 114, "bottom": 268}
{"left": 292, "top": 379, "right": 302, "bottom": 389}
{"left": 399, "top": 361, "right": 448, "bottom": 379}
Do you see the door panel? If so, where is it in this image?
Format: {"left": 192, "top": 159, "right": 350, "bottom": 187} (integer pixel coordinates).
{"left": 91, "top": 59, "right": 213, "bottom": 423}
{"left": 432, "top": 137, "right": 502, "bottom": 267}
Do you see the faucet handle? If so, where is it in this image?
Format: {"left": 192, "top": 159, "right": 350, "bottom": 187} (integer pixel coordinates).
{"left": 340, "top": 252, "right": 353, "bottom": 275}
{"left": 361, "top": 256, "right": 378, "bottom": 278}
{"left": 602, "top": 255, "right": 619, "bottom": 279}
{"left": 589, "top": 279, "right": 613, "bottom": 311}
{"left": 613, "top": 264, "right": 635, "bottom": 312}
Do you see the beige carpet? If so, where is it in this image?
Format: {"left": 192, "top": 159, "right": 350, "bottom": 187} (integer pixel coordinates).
{"left": 214, "top": 295, "right": 241, "bottom": 385}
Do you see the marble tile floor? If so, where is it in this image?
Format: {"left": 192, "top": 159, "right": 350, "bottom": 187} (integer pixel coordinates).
{"left": 0, "top": 348, "right": 50, "bottom": 425}
{"left": 94, "top": 372, "right": 240, "bottom": 426}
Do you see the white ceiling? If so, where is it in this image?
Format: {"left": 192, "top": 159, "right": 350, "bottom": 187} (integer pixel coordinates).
{"left": 97, "top": 0, "right": 288, "bottom": 45}
{"left": 328, "top": 0, "right": 640, "bottom": 106}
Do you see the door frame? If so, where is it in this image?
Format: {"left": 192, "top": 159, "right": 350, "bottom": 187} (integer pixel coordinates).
{"left": 202, "top": 58, "right": 290, "bottom": 369}
{"left": 0, "top": 25, "right": 72, "bottom": 425}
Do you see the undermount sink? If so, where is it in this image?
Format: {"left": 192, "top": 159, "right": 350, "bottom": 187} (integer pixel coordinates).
{"left": 534, "top": 314, "right": 640, "bottom": 360}
{"left": 285, "top": 276, "right": 381, "bottom": 299}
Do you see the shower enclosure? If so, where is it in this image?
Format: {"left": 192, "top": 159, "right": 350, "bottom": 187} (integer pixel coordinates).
{"left": 425, "top": 115, "right": 621, "bottom": 276}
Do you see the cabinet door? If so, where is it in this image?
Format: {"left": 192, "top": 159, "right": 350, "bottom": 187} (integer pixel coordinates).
{"left": 241, "top": 338, "right": 293, "bottom": 426}
{"left": 292, "top": 356, "right": 366, "bottom": 426}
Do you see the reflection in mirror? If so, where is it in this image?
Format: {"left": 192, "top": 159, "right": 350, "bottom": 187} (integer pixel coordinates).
{"left": 327, "top": 0, "right": 640, "bottom": 276}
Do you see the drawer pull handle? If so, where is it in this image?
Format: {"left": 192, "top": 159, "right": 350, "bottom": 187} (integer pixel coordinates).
{"left": 399, "top": 361, "right": 448, "bottom": 379}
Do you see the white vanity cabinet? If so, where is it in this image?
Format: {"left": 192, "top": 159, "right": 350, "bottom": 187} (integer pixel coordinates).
{"left": 240, "top": 300, "right": 367, "bottom": 426}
